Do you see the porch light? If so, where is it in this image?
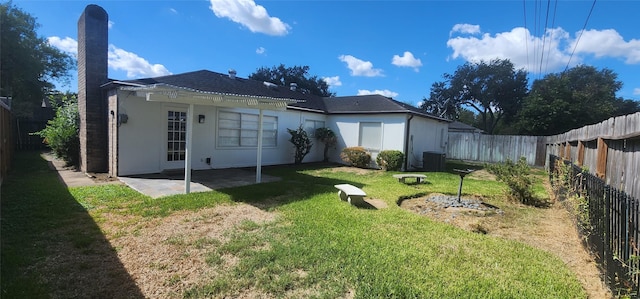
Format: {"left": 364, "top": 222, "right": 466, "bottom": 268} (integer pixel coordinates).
{"left": 198, "top": 114, "right": 205, "bottom": 123}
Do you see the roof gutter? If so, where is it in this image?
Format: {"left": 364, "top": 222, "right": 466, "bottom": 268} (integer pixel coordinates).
{"left": 403, "top": 114, "right": 414, "bottom": 171}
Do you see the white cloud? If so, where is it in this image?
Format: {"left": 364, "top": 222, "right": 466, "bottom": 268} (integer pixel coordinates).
{"left": 49, "top": 36, "right": 171, "bottom": 78}
{"left": 357, "top": 89, "right": 398, "bottom": 98}
{"left": 108, "top": 20, "right": 114, "bottom": 29}
{"left": 256, "top": 47, "right": 266, "bottom": 55}
{"left": 48, "top": 36, "right": 78, "bottom": 57}
{"left": 450, "top": 23, "right": 481, "bottom": 36}
{"left": 108, "top": 45, "right": 171, "bottom": 78}
{"left": 392, "top": 51, "right": 422, "bottom": 71}
{"left": 634, "top": 88, "right": 640, "bottom": 96}
{"left": 322, "top": 76, "right": 342, "bottom": 87}
{"left": 448, "top": 25, "right": 640, "bottom": 74}
{"left": 447, "top": 26, "right": 572, "bottom": 73}
{"left": 169, "top": 8, "right": 178, "bottom": 14}
{"left": 570, "top": 29, "right": 640, "bottom": 64}
{"left": 338, "top": 55, "right": 383, "bottom": 77}
{"left": 209, "top": 0, "right": 290, "bottom": 36}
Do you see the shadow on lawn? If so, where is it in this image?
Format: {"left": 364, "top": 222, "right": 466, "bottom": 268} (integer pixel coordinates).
{"left": 219, "top": 163, "right": 372, "bottom": 210}
{"left": 0, "top": 151, "right": 144, "bottom": 298}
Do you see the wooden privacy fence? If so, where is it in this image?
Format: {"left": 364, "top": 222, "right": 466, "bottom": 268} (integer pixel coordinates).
{"left": 14, "top": 119, "right": 48, "bottom": 150}
{"left": 545, "top": 112, "right": 640, "bottom": 200}
{"left": 447, "top": 132, "right": 546, "bottom": 166}
{"left": 1, "top": 100, "right": 13, "bottom": 181}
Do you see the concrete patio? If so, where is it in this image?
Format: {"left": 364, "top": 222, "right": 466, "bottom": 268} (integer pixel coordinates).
{"left": 44, "top": 152, "right": 281, "bottom": 198}
{"left": 118, "top": 168, "right": 281, "bottom": 198}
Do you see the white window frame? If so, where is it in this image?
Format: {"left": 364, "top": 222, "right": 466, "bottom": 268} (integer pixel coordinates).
{"left": 304, "top": 119, "right": 325, "bottom": 137}
{"left": 217, "top": 110, "right": 278, "bottom": 148}
{"left": 358, "top": 122, "right": 382, "bottom": 151}
{"left": 166, "top": 109, "right": 187, "bottom": 162}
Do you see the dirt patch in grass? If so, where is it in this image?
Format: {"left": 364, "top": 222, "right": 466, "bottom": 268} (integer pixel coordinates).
{"left": 466, "top": 169, "right": 496, "bottom": 181}
{"left": 326, "top": 166, "right": 377, "bottom": 175}
{"left": 108, "top": 204, "right": 277, "bottom": 298}
{"left": 399, "top": 192, "right": 612, "bottom": 299}
{"left": 29, "top": 204, "right": 277, "bottom": 298}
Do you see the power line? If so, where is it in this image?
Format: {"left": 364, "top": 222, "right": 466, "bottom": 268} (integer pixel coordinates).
{"left": 533, "top": 0, "right": 540, "bottom": 75}
{"left": 523, "top": 0, "right": 529, "bottom": 72}
{"left": 544, "top": 0, "right": 559, "bottom": 74}
{"left": 539, "top": 0, "right": 551, "bottom": 76}
{"left": 564, "top": 0, "right": 597, "bottom": 73}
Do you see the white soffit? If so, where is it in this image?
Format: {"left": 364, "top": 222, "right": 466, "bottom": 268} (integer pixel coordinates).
{"left": 122, "top": 83, "right": 302, "bottom": 111}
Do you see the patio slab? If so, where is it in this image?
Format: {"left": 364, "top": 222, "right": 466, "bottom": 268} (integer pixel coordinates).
{"left": 43, "top": 151, "right": 281, "bottom": 198}
{"left": 119, "top": 168, "right": 281, "bottom": 198}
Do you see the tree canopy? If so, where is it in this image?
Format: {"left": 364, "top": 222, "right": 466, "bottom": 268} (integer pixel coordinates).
{"left": 421, "top": 59, "right": 528, "bottom": 134}
{"left": 249, "top": 64, "right": 335, "bottom": 97}
{"left": 516, "top": 65, "right": 634, "bottom": 135}
{"left": 0, "top": 2, "right": 75, "bottom": 117}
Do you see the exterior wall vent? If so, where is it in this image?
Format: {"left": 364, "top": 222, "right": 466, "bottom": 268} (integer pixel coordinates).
{"left": 228, "top": 69, "right": 236, "bottom": 79}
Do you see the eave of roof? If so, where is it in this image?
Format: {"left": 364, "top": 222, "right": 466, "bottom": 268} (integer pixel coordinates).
{"left": 120, "top": 83, "right": 301, "bottom": 110}
{"left": 323, "top": 95, "right": 451, "bottom": 122}
{"left": 102, "top": 70, "right": 449, "bottom": 121}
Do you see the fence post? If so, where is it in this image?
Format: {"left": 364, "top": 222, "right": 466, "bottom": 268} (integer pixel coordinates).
{"left": 605, "top": 185, "right": 619, "bottom": 291}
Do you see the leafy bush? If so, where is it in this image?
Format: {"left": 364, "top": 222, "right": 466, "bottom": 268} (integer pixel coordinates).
{"left": 34, "top": 95, "right": 79, "bottom": 167}
{"left": 486, "top": 157, "right": 534, "bottom": 205}
{"left": 287, "top": 125, "right": 313, "bottom": 164}
{"left": 315, "top": 127, "right": 336, "bottom": 162}
{"left": 376, "top": 150, "right": 404, "bottom": 171}
{"left": 340, "top": 146, "right": 371, "bottom": 168}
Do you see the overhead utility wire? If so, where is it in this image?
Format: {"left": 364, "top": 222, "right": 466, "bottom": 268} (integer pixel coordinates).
{"left": 538, "top": 0, "right": 551, "bottom": 77}
{"left": 523, "top": 0, "right": 529, "bottom": 72}
{"left": 532, "top": 0, "right": 539, "bottom": 74}
{"left": 544, "top": 0, "right": 559, "bottom": 74}
{"left": 564, "top": 0, "right": 597, "bottom": 73}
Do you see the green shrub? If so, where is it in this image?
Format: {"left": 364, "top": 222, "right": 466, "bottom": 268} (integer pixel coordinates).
{"left": 486, "top": 157, "right": 534, "bottom": 205}
{"left": 34, "top": 95, "right": 79, "bottom": 167}
{"left": 315, "top": 127, "right": 336, "bottom": 162}
{"left": 287, "top": 125, "right": 313, "bottom": 164}
{"left": 376, "top": 150, "right": 404, "bottom": 171}
{"left": 340, "top": 146, "right": 371, "bottom": 168}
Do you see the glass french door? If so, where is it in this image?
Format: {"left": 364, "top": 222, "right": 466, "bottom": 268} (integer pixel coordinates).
{"left": 166, "top": 109, "right": 187, "bottom": 168}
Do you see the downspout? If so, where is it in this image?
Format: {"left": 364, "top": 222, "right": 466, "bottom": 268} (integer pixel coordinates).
{"left": 403, "top": 114, "right": 414, "bottom": 171}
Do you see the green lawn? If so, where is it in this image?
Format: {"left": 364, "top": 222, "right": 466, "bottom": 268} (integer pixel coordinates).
{"left": 1, "top": 151, "right": 587, "bottom": 298}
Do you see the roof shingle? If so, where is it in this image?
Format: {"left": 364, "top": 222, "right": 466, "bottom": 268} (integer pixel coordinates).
{"left": 113, "top": 70, "right": 448, "bottom": 122}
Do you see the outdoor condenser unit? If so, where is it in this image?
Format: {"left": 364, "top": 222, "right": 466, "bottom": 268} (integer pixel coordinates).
{"left": 422, "top": 151, "right": 446, "bottom": 172}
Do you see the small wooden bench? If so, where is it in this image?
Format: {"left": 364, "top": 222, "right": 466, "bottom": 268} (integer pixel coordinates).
{"left": 334, "top": 184, "right": 367, "bottom": 205}
{"left": 392, "top": 174, "right": 427, "bottom": 183}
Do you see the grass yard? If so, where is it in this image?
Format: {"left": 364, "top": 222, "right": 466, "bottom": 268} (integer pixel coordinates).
{"left": 1, "top": 151, "right": 591, "bottom": 298}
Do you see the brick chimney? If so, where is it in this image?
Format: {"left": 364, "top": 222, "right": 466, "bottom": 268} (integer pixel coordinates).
{"left": 78, "top": 5, "right": 108, "bottom": 173}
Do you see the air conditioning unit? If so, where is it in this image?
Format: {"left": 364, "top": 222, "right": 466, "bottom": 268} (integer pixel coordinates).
{"left": 422, "top": 152, "right": 446, "bottom": 172}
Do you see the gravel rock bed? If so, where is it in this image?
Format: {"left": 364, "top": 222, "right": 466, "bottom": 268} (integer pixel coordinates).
{"left": 425, "top": 194, "right": 502, "bottom": 212}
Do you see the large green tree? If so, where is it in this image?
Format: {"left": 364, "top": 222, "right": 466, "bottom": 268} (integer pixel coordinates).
{"left": 0, "top": 2, "right": 75, "bottom": 117}
{"left": 249, "top": 64, "right": 335, "bottom": 97}
{"left": 421, "top": 59, "right": 528, "bottom": 134}
{"left": 517, "top": 65, "right": 631, "bottom": 135}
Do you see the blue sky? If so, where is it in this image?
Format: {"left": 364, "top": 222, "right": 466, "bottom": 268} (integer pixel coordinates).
{"left": 13, "top": 0, "right": 640, "bottom": 107}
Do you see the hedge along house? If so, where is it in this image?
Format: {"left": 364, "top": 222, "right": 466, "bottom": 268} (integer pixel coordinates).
{"left": 78, "top": 5, "right": 450, "bottom": 193}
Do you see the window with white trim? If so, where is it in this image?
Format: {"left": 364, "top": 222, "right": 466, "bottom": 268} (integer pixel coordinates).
{"left": 217, "top": 111, "right": 278, "bottom": 147}
{"left": 304, "top": 119, "right": 325, "bottom": 137}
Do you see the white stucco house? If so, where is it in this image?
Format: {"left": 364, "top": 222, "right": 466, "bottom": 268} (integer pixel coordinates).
{"left": 102, "top": 70, "right": 450, "bottom": 177}
{"left": 77, "top": 4, "right": 450, "bottom": 187}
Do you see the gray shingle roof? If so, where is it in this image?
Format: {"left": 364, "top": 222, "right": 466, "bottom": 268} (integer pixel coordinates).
{"left": 324, "top": 95, "right": 450, "bottom": 122}
{"left": 119, "top": 70, "right": 327, "bottom": 112}
{"left": 449, "top": 121, "right": 484, "bottom": 133}
{"left": 112, "top": 70, "right": 449, "bottom": 122}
